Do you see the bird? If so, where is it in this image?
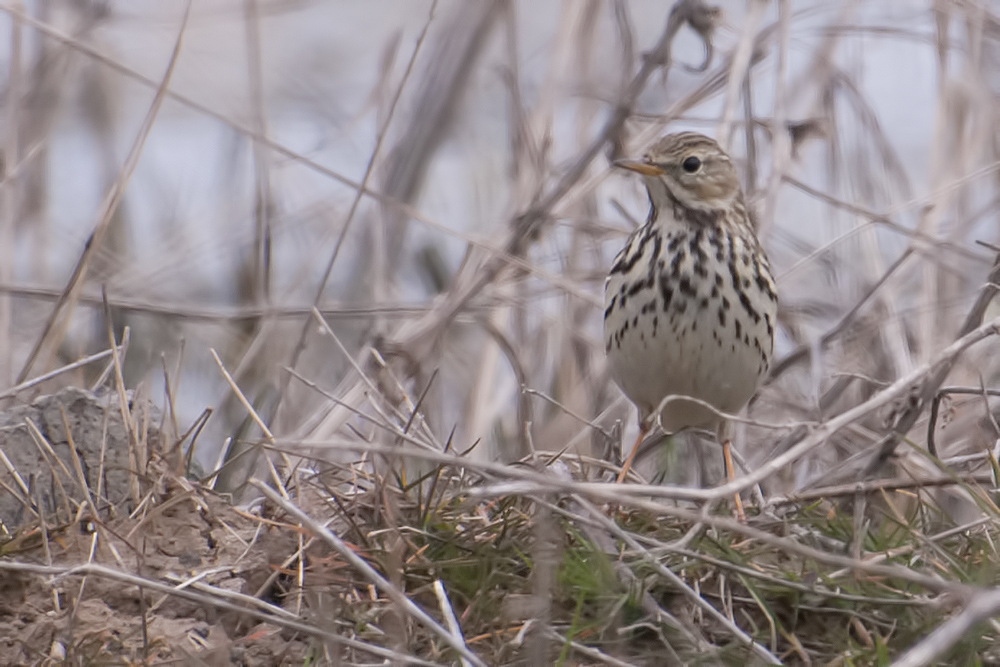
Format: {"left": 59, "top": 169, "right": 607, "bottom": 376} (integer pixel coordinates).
{"left": 603, "top": 131, "right": 777, "bottom": 519}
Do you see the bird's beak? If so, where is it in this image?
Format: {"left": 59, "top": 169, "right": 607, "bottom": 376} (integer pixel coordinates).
{"left": 613, "top": 159, "right": 664, "bottom": 176}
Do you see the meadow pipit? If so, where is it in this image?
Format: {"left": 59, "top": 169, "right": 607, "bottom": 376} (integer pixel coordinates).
{"left": 604, "top": 132, "right": 777, "bottom": 518}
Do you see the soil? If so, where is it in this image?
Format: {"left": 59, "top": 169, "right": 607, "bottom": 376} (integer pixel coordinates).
{"left": 0, "top": 389, "right": 311, "bottom": 665}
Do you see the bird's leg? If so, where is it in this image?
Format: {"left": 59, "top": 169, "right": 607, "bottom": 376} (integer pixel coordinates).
{"left": 616, "top": 421, "right": 650, "bottom": 483}
{"left": 716, "top": 421, "right": 746, "bottom": 521}
{"left": 722, "top": 439, "right": 746, "bottom": 522}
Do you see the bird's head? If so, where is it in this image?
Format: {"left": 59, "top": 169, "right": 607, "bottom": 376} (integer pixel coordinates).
{"left": 615, "top": 132, "right": 741, "bottom": 213}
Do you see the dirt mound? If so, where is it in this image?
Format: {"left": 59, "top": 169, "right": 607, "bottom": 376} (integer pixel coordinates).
{"left": 0, "top": 389, "right": 305, "bottom": 665}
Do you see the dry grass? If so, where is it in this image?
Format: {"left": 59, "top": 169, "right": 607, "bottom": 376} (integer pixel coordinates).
{"left": 2, "top": 0, "right": 1000, "bottom": 664}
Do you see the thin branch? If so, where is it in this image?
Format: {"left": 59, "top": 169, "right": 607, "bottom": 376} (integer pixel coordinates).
{"left": 0, "top": 560, "right": 440, "bottom": 666}
{"left": 862, "top": 253, "right": 1000, "bottom": 477}
{"left": 892, "top": 587, "right": 1000, "bottom": 667}
{"left": 16, "top": 3, "right": 191, "bottom": 382}
{"left": 250, "top": 479, "right": 488, "bottom": 667}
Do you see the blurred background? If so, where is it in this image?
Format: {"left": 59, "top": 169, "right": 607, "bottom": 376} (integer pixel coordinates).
{"left": 1, "top": 0, "right": 998, "bottom": 500}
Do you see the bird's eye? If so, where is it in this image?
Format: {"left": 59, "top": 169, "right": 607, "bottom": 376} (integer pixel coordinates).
{"left": 682, "top": 156, "right": 701, "bottom": 173}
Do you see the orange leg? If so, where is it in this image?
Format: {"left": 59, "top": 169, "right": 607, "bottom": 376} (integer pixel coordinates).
{"left": 617, "top": 422, "right": 650, "bottom": 483}
{"left": 722, "top": 439, "right": 746, "bottom": 522}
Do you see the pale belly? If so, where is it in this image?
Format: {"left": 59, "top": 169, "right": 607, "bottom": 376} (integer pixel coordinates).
{"left": 603, "top": 223, "right": 776, "bottom": 432}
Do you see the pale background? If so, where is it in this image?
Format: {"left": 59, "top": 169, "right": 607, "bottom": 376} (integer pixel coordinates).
{"left": 1, "top": 0, "right": 996, "bottom": 495}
